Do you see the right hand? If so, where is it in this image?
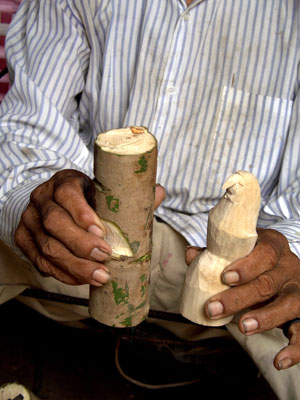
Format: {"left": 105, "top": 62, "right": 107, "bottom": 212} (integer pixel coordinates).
{"left": 15, "top": 169, "right": 165, "bottom": 286}
{"left": 14, "top": 169, "right": 112, "bottom": 286}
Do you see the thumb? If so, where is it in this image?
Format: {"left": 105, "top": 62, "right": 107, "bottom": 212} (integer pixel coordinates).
{"left": 274, "top": 321, "right": 300, "bottom": 370}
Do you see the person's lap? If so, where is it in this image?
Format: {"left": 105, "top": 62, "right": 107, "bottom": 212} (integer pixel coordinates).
{"left": 1, "top": 219, "right": 300, "bottom": 398}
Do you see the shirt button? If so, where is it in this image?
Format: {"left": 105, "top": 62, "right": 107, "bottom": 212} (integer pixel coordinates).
{"left": 183, "top": 13, "right": 190, "bottom": 21}
{"left": 167, "top": 85, "right": 176, "bottom": 95}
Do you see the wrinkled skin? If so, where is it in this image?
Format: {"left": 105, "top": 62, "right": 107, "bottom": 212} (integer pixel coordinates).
{"left": 14, "top": 169, "right": 165, "bottom": 286}
{"left": 186, "top": 229, "right": 300, "bottom": 371}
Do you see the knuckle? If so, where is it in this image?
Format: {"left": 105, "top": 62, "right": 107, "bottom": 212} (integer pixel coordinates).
{"left": 255, "top": 273, "right": 278, "bottom": 298}
{"left": 68, "top": 236, "right": 86, "bottom": 256}
{"left": 258, "top": 241, "right": 278, "bottom": 267}
{"left": 66, "top": 263, "right": 86, "bottom": 282}
{"left": 20, "top": 206, "right": 33, "bottom": 225}
{"left": 73, "top": 258, "right": 95, "bottom": 280}
{"left": 43, "top": 206, "right": 62, "bottom": 231}
{"left": 40, "top": 237, "right": 58, "bottom": 258}
{"left": 285, "top": 294, "right": 299, "bottom": 311}
{"left": 54, "top": 182, "right": 75, "bottom": 203}
{"left": 77, "top": 210, "right": 94, "bottom": 226}
{"left": 289, "top": 322, "right": 300, "bottom": 338}
{"left": 35, "top": 254, "right": 51, "bottom": 273}
{"left": 14, "top": 224, "right": 30, "bottom": 250}
{"left": 30, "top": 185, "right": 44, "bottom": 204}
{"left": 14, "top": 227, "right": 23, "bottom": 247}
{"left": 281, "top": 288, "right": 300, "bottom": 315}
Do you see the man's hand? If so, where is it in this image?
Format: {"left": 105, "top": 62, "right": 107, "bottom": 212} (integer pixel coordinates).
{"left": 15, "top": 170, "right": 112, "bottom": 286}
{"left": 15, "top": 169, "right": 165, "bottom": 286}
{"left": 185, "top": 229, "right": 300, "bottom": 370}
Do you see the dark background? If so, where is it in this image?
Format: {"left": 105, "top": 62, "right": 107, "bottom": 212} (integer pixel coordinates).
{"left": 0, "top": 299, "right": 277, "bottom": 399}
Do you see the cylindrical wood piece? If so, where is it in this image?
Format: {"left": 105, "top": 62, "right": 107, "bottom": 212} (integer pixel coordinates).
{"left": 89, "top": 126, "right": 157, "bottom": 327}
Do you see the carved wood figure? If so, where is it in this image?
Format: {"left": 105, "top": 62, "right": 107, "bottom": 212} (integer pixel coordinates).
{"left": 180, "top": 171, "right": 261, "bottom": 326}
{"left": 89, "top": 126, "right": 157, "bottom": 327}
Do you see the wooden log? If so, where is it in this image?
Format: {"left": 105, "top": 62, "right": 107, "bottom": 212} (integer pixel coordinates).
{"left": 0, "top": 383, "right": 40, "bottom": 400}
{"left": 180, "top": 171, "right": 261, "bottom": 326}
{"left": 89, "top": 126, "right": 157, "bottom": 327}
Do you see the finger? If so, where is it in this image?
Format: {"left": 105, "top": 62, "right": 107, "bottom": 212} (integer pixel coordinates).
{"left": 21, "top": 204, "right": 111, "bottom": 285}
{"left": 52, "top": 174, "right": 107, "bottom": 234}
{"left": 274, "top": 321, "right": 300, "bottom": 370}
{"left": 221, "top": 237, "right": 279, "bottom": 286}
{"left": 37, "top": 199, "right": 111, "bottom": 260}
{"left": 15, "top": 223, "right": 81, "bottom": 285}
{"left": 154, "top": 184, "right": 165, "bottom": 209}
{"left": 30, "top": 171, "right": 106, "bottom": 238}
{"left": 206, "top": 267, "right": 288, "bottom": 320}
{"left": 185, "top": 246, "right": 204, "bottom": 265}
{"left": 37, "top": 234, "right": 110, "bottom": 285}
{"left": 238, "top": 287, "right": 300, "bottom": 335}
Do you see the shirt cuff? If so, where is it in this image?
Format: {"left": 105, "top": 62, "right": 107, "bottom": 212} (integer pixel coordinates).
{"left": 0, "top": 178, "right": 48, "bottom": 251}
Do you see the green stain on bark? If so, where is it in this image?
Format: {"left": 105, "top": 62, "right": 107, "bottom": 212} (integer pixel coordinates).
{"left": 131, "top": 253, "right": 151, "bottom": 264}
{"left": 135, "top": 155, "right": 148, "bottom": 174}
{"left": 140, "top": 275, "right": 147, "bottom": 297}
{"left": 119, "top": 301, "right": 146, "bottom": 327}
{"left": 106, "top": 195, "right": 119, "bottom": 212}
{"left": 136, "top": 301, "right": 146, "bottom": 310}
{"left": 144, "top": 210, "right": 151, "bottom": 230}
{"left": 130, "top": 241, "right": 140, "bottom": 255}
{"left": 111, "top": 281, "right": 129, "bottom": 305}
{"left": 120, "top": 316, "right": 133, "bottom": 327}
{"left": 140, "top": 285, "right": 146, "bottom": 297}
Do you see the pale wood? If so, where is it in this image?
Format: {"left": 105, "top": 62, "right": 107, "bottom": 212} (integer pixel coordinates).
{"left": 0, "top": 383, "right": 40, "bottom": 400}
{"left": 89, "top": 126, "right": 157, "bottom": 327}
{"left": 180, "top": 171, "right": 261, "bottom": 326}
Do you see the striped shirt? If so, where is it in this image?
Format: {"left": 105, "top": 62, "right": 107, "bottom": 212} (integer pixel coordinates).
{"left": 0, "top": 0, "right": 300, "bottom": 256}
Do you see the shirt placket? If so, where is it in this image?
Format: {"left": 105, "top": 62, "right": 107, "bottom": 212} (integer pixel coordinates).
{"left": 151, "top": 7, "right": 195, "bottom": 167}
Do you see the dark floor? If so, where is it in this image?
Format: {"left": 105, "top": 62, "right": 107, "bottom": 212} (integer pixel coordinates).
{"left": 0, "top": 299, "right": 277, "bottom": 400}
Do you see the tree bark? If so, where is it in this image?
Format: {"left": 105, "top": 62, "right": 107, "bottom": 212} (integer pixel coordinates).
{"left": 89, "top": 126, "right": 157, "bottom": 327}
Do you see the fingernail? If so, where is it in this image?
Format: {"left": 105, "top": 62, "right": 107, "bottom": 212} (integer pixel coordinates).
{"left": 92, "top": 269, "right": 110, "bottom": 284}
{"left": 207, "top": 301, "right": 224, "bottom": 318}
{"left": 90, "top": 248, "right": 110, "bottom": 262}
{"left": 222, "top": 270, "right": 239, "bottom": 285}
{"left": 278, "top": 358, "right": 292, "bottom": 370}
{"left": 242, "top": 318, "right": 259, "bottom": 333}
{"left": 88, "top": 224, "right": 105, "bottom": 238}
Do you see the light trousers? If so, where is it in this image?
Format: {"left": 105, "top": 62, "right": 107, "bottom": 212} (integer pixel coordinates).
{"left": 0, "top": 219, "right": 299, "bottom": 399}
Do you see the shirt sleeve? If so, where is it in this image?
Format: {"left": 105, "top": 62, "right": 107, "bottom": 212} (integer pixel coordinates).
{"left": 258, "top": 64, "right": 300, "bottom": 257}
{"left": 0, "top": 0, "right": 93, "bottom": 250}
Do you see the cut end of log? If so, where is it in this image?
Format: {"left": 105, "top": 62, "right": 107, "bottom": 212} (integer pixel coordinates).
{"left": 95, "top": 126, "right": 157, "bottom": 155}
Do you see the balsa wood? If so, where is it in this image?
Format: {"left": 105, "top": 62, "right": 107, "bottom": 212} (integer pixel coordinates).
{"left": 89, "top": 126, "right": 157, "bottom": 327}
{"left": 0, "top": 383, "right": 40, "bottom": 400}
{"left": 180, "top": 171, "right": 261, "bottom": 326}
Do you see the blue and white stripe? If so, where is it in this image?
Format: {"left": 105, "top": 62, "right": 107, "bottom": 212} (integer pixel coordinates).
{"left": 1, "top": 0, "right": 300, "bottom": 255}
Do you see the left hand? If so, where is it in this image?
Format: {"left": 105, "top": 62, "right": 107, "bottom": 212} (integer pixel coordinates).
{"left": 185, "top": 228, "right": 300, "bottom": 370}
